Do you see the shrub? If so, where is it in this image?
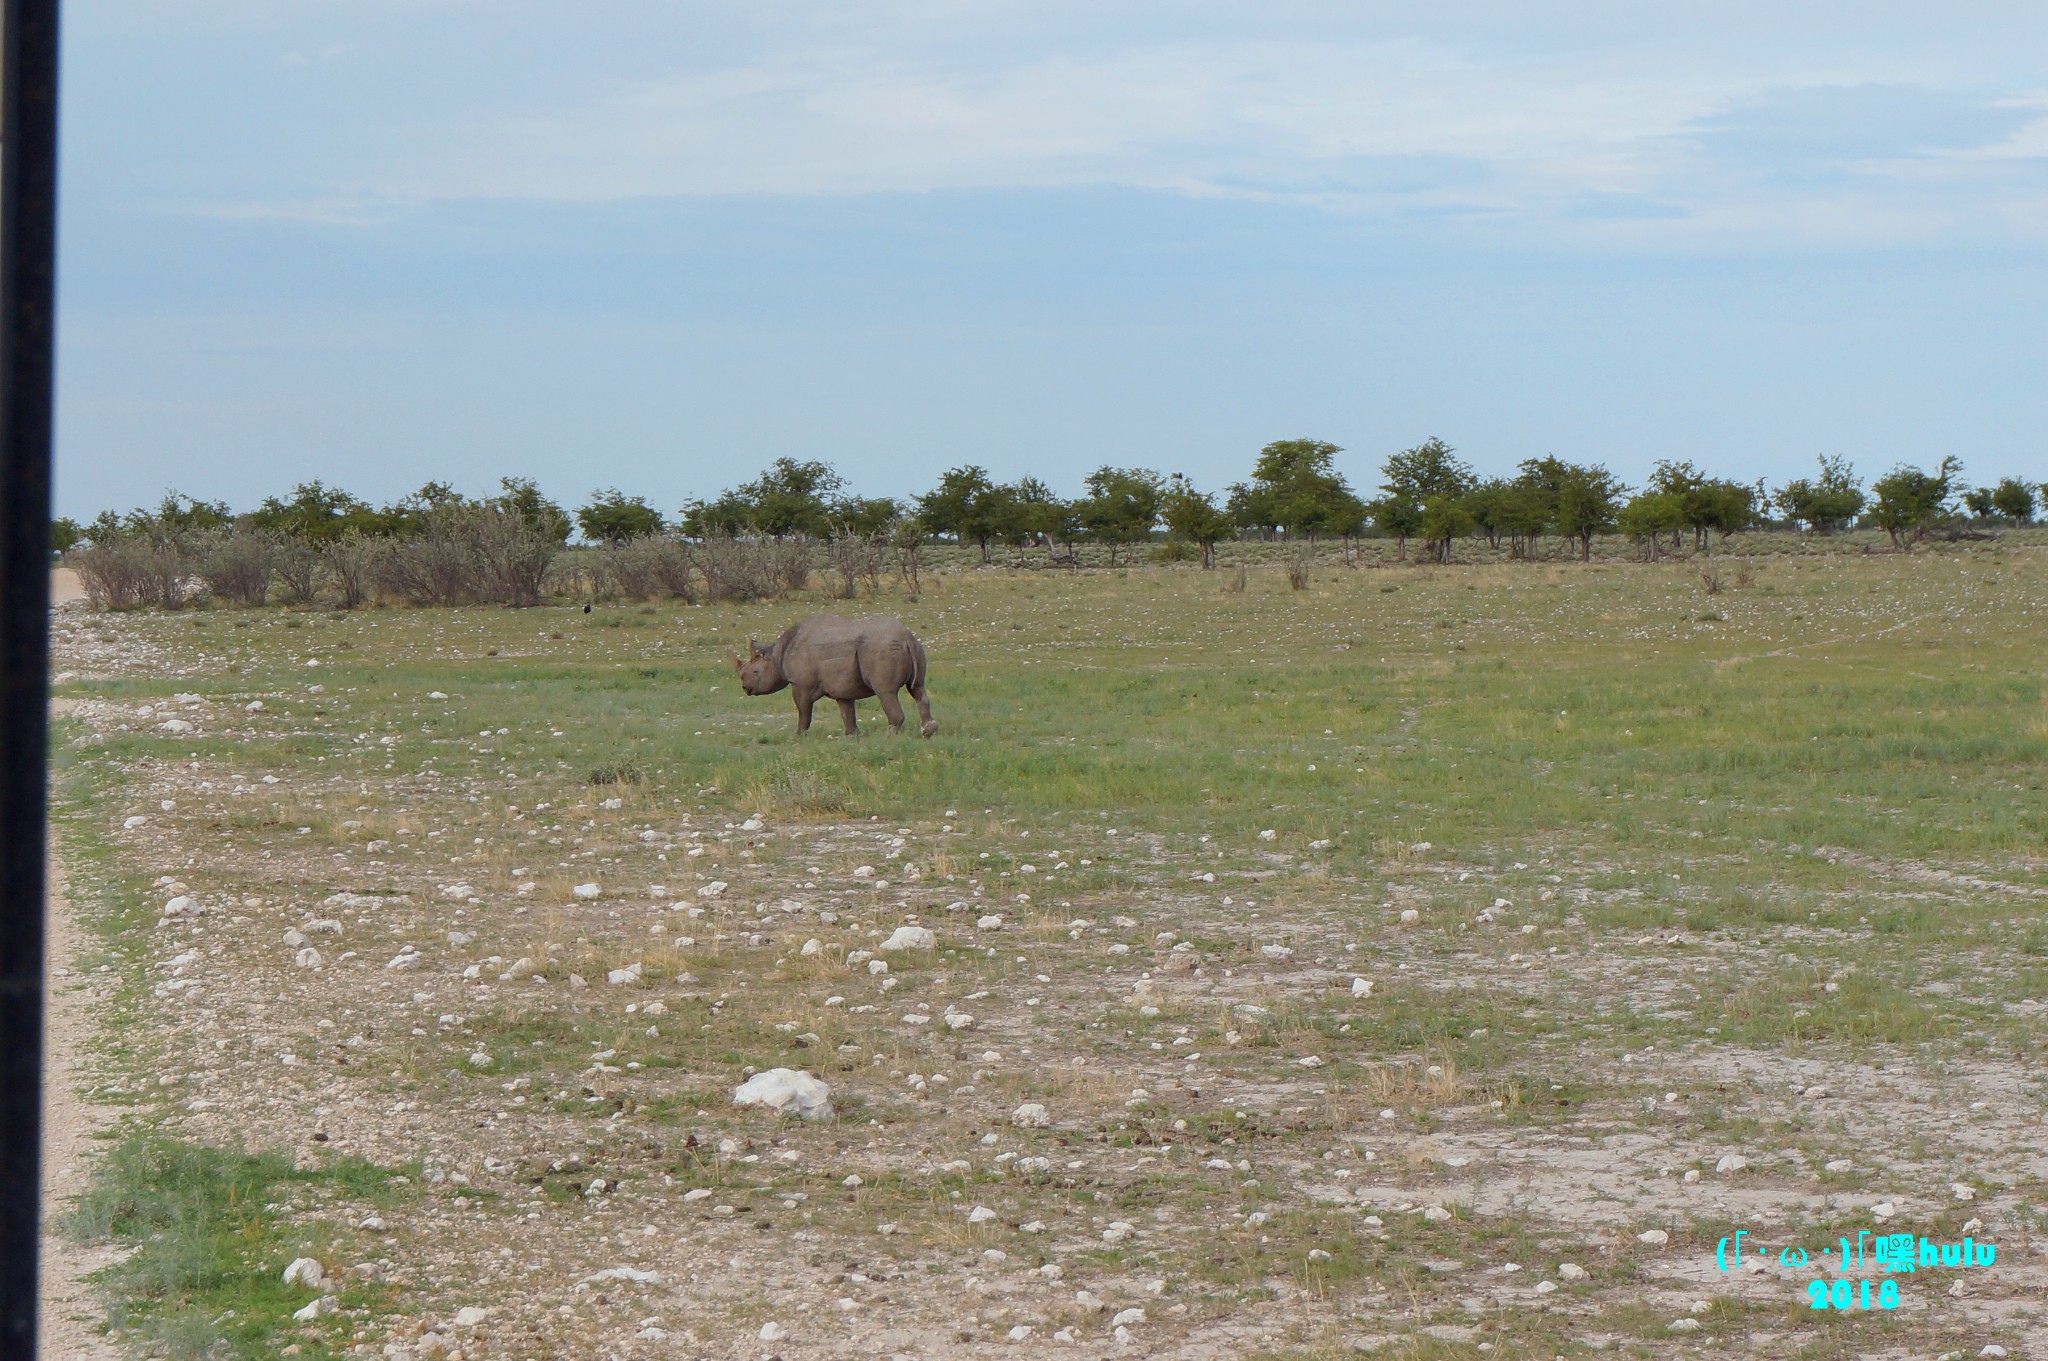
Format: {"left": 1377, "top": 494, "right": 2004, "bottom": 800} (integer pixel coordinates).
{"left": 269, "top": 535, "right": 322, "bottom": 606}
{"left": 195, "top": 529, "right": 273, "bottom": 606}
{"left": 322, "top": 534, "right": 376, "bottom": 610}
{"left": 74, "top": 536, "right": 197, "bottom": 609}
{"left": 596, "top": 535, "right": 697, "bottom": 602}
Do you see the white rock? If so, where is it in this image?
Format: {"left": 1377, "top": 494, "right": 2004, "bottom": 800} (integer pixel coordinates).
{"left": 1295, "top": 1056, "right": 1324, "bottom": 1068}
{"left": 293, "top": 947, "right": 322, "bottom": 969}
{"left": 697, "top": 881, "right": 729, "bottom": 899}
{"left": 1637, "top": 1229, "right": 1669, "bottom": 1246}
{"left": 572, "top": 882, "right": 602, "bottom": 899}
{"left": 582, "top": 1266, "right": 663, "bottom": 1286}
{"left": 1824, "top": 1159, "right": 1853, "bottom": 1173}
{"left": 159, "top": 718, "right": 193, "bottom": 734}
{"left": 1980, "top": 1347, "right": 2009, "bottom": 1358}
{"left": 1422, "top": 1205, "right": 1452, "bottom": 1222}
{"left": 1258, "top": 829, "right": 1276, "bottom": 841}
{"left": 292, "top": 1296, "right": 338, "bottom": 1322}
{"left": 1668, "top": 1318, "right": 1701, "bottom": 1333}
{"left": 867, "top": 959, "right": 889, "bottom": 975}
{"left": 282, "top": 928, "right": 309, "bottom": 949}
{"left": 967, "top": 1205, "right": 998, "bottom": 1223}
{"left": 740, "top": 816, "right": 765, "bottom": 831}
{"left": 1715, "top": 1155, "right": 1747, "bottom": 1173}
{"left": 758, "top": 1322, "right": 786, "bottom": 1342}
{"left": 1399, "top": 908, "right": 1421, "bottom": 924}
{"left": 977, "top": 914, "right": 1004, "bottom": 930}
{"left": 852, "top": 865, "right": 875, "bottom": 878}
{"left": 1110, "top": 1307, "right": 1145, "bottom": 1328}
{"left": 1260, "top": 944, "right": 1294, "bottom": 960}
{"left": 282, "top": 1257, "right": 326, "bottom": 1289}
{"left": 121, "top": 816, "right": 147, "bottom": 830}
{"left": 607, "top": 963, "right": 644, "bottom": 986}
{"left": 1558, "top": 1263, "right": 1588, "bottom": 1281}
{"left": 945, "top": 1013, "right": 974, "bottom": 1030}
{"left": 800, "top": 938, "right": 823, "bottom": 957}
{"left": 1011, "top": 1102, "right": 1051, "bottom": 1128}
{"left": 880, "top": 924, "right": 936, "bottom": 951}
{"left": 1534, "top": 1280, "right": 1557, "bottom": 1294}
{"left": 466, "top": 1052, "right": 493, "bottom": 1068}
{"left": 1871, "top": 1201, "right": 1896, "bottom": 1219}
{"left": 1008, "top": 1325, "right": 1032, "bottom": 1341}
{"left": 1951, "top": 1183, "right": 1976, "bottom": 1201}
{"left": 732, "top": 1068, "right": 834, "bottom": 1121}
{"left": 1351, "top": 977, "right": 1374, "bottom": 997}
{"left": 160, "top": 896, "right": 202, "bottom": 919}
{"left": 452, "top": 1307, "right": 487, "bottom": 1327}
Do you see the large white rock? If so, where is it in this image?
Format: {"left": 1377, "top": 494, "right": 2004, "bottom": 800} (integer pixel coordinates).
{"left": 881, "top": 926, "right": 935, "bottom": 952}
{"left": 1012, "top": 1102, "right": 1052, "bottom": 1129}
{"left": 732, "top": 1068, "right": 834, "bottom": 1121}
{"left": 282, "top": 1257, "right": 326, "bottom": 1289}
{"left": 291, "top": 1296, "right": 337, "bottom": 1322}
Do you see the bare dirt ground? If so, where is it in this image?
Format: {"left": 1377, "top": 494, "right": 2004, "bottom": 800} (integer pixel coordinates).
{"left": 40, "top": 848, "right": 122, "bottom": 1361}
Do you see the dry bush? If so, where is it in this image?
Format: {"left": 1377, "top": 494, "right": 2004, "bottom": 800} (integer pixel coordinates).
{"left": 195, "top": 529, "right": 273, "bottom": 606}
{"left": 74, "top": 536, "right": 197, "bottom": 610}
{"left": 1223, "top": 562, "right": 1248, "bottom": 594}
{"left": 826, "top": 532, "right": 886, "bottom": 600}
{"left": 596, "top": 535, "right": 697, "bottom": 602}
{"left": 697, "top": 533, "right": 793, "bottom": 603}
{"left": 467, "top": 508, "right": 557, "bottom": 606}
{"left": 371, "top": 520, "right": 475, "bottom": 606}
{"left": 1285, "top": 544, "right": 1313, "bottom": 591}
{"left": 322, "top": 535, "right": 376, "bottom": 610}
{"left": 270, "top": 536, "right": 322, "bottom": 606}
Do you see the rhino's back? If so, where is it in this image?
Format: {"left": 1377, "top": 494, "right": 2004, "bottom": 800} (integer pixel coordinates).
{"left": 782, "top": 615, "right": 920, "bottom": 688}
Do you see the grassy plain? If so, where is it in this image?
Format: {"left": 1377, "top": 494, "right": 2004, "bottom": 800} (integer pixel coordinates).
{"left": 48, "top": 538, "right": 2048, "bottom": 1359}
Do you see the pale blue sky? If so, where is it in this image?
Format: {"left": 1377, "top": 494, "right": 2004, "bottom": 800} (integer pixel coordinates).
{"left": 55, "top": 1, "right": 2048, "bottom": 518}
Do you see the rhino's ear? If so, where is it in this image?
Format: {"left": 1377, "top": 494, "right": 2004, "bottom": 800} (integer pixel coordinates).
{"left": 749, "top": 636, "right": 762, "bottom": 656}
{"left": 727, "top": 650, "right": 743, "bottom": 672}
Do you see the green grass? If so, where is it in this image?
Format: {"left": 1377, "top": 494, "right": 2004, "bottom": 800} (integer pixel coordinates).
{"left": 62, "top": 1133, "right": 413, "bottom": 1361}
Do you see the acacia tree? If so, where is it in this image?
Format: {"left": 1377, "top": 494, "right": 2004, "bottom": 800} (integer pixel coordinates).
{"left": 1988, "top": 477, "right": 2037, "bottom": 524}
{"left": 1869, "top": 456, "right": 1963, "bottom": 548}
{"left": 1160, "top": 474, "right": 1233, "bottom": 568}
{"left": 1000, "top": 476, "right": 1076, "bottom": 556}
{"left": 1374, "top": 437, "right": 1473, "bottom": 559}
{"left": 251, "top": 481, "right": 384, "bottom": 542}
{"left": 1549, "top": 461, "right": 1623, "bottom": 561}
{"left": 1077, "top": 466, "right": 1163, "bottom": 565}
{"left": 1774, "top": 455, "right": 1865, "bottom": 533}
{"left": 1617, "top": 489, "right": 1687, "bottom": 561}
{"left": 918, "top": 465, "right": 1004, "bottom": 562}
{"left": 576, "top": 488, "right": 665, "bottom": 542}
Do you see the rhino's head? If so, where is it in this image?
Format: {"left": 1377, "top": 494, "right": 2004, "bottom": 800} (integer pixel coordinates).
{"left": 731, "top": 637, "right": 788, "bottom": 695}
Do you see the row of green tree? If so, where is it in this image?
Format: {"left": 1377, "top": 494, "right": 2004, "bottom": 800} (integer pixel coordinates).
{"left": 60, "top": 442, "right": 2041, "bottom": 566}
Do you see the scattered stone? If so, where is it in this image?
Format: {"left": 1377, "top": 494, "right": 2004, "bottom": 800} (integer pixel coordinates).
{"left": 697, "top": 882, "right": 729, "bottom": 899}
{"left": 583, "top": 1267, "right": 663, "bottom": 1286}
{"left": 1871, "top": 1201, "right": 1896, "bottom": 1220}
{"left": 452, "top": 1307, "right": 487, "bottom": 1327}
{"left": 1952, "top": 1183, "right": 1976, "bottom": 1201}
{"left": 1422, "top": 1205, "right": 1452, "bottom": 1222}
{"left": 758, "top": 1322, "right": 786, "bottom": 1342}
{"left": 1714, "top": 1155, "right": 1747, "bottom": 1174}
{"left": 1558, "top": 1263, "right": 1588, "bottom": 1281}
{"left": 967, "top": 1206, "right": 998, "bottom": 1223}
{"left": 1399, "top": 908, "right": 1420, "bottom": 924}
{"left": 1011, "top": 1102, "right": 1051, "bottom": 1128}
{"left": 572, "top": 882, "right": 601, "bottom": 899}
{"left": 291, "top": 1296, "right": 338, "bottom": 1322}
{"left": 1668, "top": 1318, "right": 1701, "bottom": 1333}
{"left": 1637, "top": 1229, "right": 1669, "bottom": 1246}
{"left": 1110, "top": 1307, "right": 1145, "bottom": 1328}
{"left": 1351, "top": 977, "right": 1374, "bottom": 997}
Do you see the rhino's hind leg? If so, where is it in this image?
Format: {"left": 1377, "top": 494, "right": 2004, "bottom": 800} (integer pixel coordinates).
{"left": 835, "top": 697, "right": 860, "bottom": 736}
{"left": 876, "top": 689, "right": 908, "bottom": 733}
{"left": 910, "top": 682, "right": 936, "bottom": 738}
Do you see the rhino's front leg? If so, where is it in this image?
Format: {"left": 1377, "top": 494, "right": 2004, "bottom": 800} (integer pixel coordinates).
{"left": 836, "top": 698, "right": 860, "bottom": 736}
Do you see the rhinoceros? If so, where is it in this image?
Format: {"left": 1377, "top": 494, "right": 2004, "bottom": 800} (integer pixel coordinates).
{"left": 732, "top": 614, "right": 937, "bottom": 737}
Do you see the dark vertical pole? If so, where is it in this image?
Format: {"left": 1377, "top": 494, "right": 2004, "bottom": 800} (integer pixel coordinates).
{"left": 1, "top": 0, "right": 59, "bottom": 1351}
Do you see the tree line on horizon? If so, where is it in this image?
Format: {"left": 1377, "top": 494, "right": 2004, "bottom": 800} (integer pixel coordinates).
{"left": 61, "top": 439, "right": 2041, "bottom": 562}
{"left": 57, "top": 441, "right": 2042, "bottom": 610}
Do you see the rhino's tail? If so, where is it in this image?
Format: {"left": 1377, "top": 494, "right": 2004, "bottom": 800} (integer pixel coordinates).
{"left": 909, "top": 638, "right": 929, "bottom": 695}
